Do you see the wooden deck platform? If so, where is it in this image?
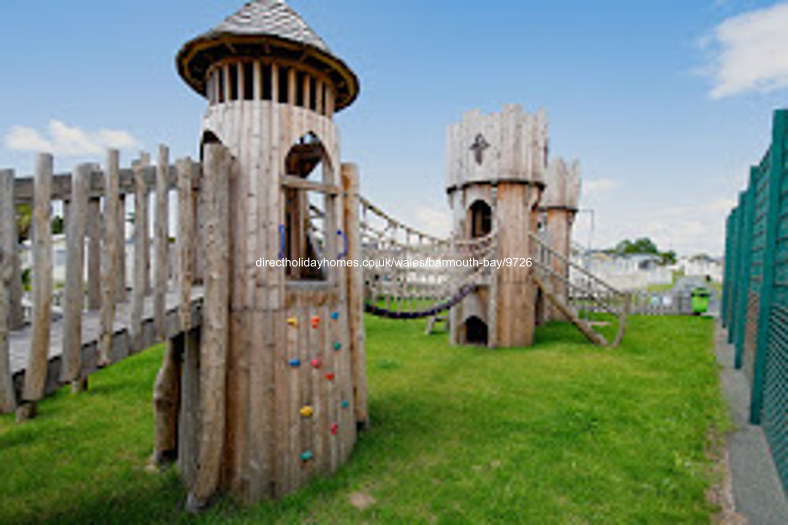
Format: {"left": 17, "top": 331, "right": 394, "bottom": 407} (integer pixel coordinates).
{"left": 9, "top": 287, "right": 204, "bottom": 398}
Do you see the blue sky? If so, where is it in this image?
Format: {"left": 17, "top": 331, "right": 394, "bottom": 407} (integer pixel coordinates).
{"left": 1, "top": 0, "right": 787, "bottom": 256}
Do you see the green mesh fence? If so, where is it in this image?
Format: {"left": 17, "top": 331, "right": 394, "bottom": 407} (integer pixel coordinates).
{"left": 723, "top": 109, "right": 787, "bottom": 492}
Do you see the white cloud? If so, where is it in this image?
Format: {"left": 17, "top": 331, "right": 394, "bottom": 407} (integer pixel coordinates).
{"left": 5, "top": 120, "right": 141, "bottom": 156}
{"left": 583, "top": 178, "right": 621, "bottom": 197}
{"left": 414, "top": 206, "right": 452, "bottom": 238}
{"left": 704, "top": 2, "right": 788, "bottom": 98}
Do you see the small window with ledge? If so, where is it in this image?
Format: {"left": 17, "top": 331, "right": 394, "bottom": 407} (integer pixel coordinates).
{"left": 282, "top": 132, "right": 337, "bottom": 282}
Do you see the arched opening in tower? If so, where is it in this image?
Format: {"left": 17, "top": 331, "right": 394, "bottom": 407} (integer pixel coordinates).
{"left": 468, "top": 200, "right": 492, "bottom": 238}
{"left": 464, "top": 316, "right": 489, "bottom": 346}
{"left": 284, "top": 132, "right": 334, "bottom": 281}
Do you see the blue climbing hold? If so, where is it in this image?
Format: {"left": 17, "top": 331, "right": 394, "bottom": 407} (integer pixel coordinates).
{"left": 331, "top": 312, "right": 340, "bottom": 320}
{"left": 301, "top": 450, "right": 314, "bottom": 461}
{"left": 334, "top": 342, "right": 342, "bottom": 351}
{"left": 341, "top": 400, "right": 350, "bottom": 409}
{"left": 289, "top": 359, "right": 301, "bottom": 368}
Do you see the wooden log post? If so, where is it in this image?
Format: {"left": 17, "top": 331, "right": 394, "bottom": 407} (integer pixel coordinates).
{"left": 151, "top": 151, "right": 185, "bottom": 470}
{"left": 60, "top": 164, "right": 89, "bottom": 391}
{"left": 99, "top": 150, "right": 120, "bottom": 367}
{"left": 9, "top": 205, "right": 24, "bottom": 330}
{"left": 342, "top": 163, "right": 368, "bottom": 428}
{"left": 86, "top": 195, "right": 102, "bottom": 311}
{"left": 132, "top": 153, "right": 151, "bottom": 352}
{"left": 154, "top": 145, "right": 169, "bottom": 339}
{"left": 117, "top": 194, "right": 127, "bottom": 302}
{"left": 0, "top": 169, "right": 17, "bottom": 413}
{"left": 185, "top": 143, "right": 231, "bottom": 512}
{"left": 177, "top": 158, "right": 194, "bottom": 331}
{"left": 18, "top": 154, "right": 53, "bottom": 422}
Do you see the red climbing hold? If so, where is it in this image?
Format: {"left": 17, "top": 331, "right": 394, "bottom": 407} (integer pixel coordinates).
{"left": 311, "top": 315, "right": 321, "bottom": 329}
{"left": 311, "top": 358, "right": 323, "bottom": 369}
{"left": 325, "top": 372, "right": 335, "bottom": 381}
{"left": 331, "top": 423, "right": 339, "bottom": 435}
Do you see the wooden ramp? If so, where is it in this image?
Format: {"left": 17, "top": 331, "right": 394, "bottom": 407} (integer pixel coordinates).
{"left": 530, "top": 232, "right": 628, "bottom": 348}
{"left": 8, "top": 288, "right": 204, "bottom": 400}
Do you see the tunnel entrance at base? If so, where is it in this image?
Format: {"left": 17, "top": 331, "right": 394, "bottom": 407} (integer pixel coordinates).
{"left": 464, "top": 316, "right": 489, "bottom": 346}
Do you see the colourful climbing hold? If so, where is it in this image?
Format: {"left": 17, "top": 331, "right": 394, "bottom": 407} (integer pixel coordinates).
{"left": 311, "top": 358, "right": 323, "bottom": 369}
{"left": 341, "top": 400, "right": 350, "bottom": 409}
{"left": 331, "top": 312, "right": 340, "bottom": 320}
{"left": 334, "top": 342, "right": 342, "bottom": 351}
{"left": 289, "top": 359, "right": 301, "bottom": 368}
{"left": 311, "top": 315, "right": 321, "bottom": 329}
{"left": 287, "top": 318, "right": 298, "bottom": 328}
{"left": 325, "top": 372, "right": 335, "bottom": 381}
{"left": 300, "top": 406, "right": 314, "bottom": 418}
{"left": 301, "top": 451, "right": 314, "bottom": 461}
{"left": 331, "top": 423, "right": 339, "bottom": 435}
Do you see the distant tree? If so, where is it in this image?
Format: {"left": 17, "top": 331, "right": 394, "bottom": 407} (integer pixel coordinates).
{"left": 660, "top": 250, "right": 677, "bottom": 266}
{"left": 51, "top": 215, "right": 64, "bottom": 235}
{"left": 612, "top": 237, "right": 675, "bottom": 266}
{"left": 16, "top": 204, "right": 31, "bottom": 242}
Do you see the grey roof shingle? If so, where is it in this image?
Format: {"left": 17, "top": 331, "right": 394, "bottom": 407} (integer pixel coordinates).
{"left": 204, "top": 0, "right": 330, "bottom": 53}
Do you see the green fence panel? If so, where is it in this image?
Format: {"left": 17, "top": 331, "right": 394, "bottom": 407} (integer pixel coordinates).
{"left": 753, "top": 109, "right": 788, "bottom": 490}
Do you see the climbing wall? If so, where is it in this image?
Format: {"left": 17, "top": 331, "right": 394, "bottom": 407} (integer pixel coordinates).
{"left": 281, "top": 290, "right": 356, "bottom": 488}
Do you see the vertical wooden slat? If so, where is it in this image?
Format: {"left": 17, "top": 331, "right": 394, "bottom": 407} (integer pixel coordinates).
{"left": 19, "top": 153, "right": 53, "bottom": 421}
{"left": 99, "top": 150, "right": 120, "bottom": 367}
{"left": 9, "top": 195, "right": 24, "bottom": 330}
{"left": 187, "top": 143, "right": 231, "bottom": 510}
{"left": 177, "top": 158, "right": 194, "bottom": 332}
{"left": 341, "top": 163, "right": 368, "bottom": 428}
{"left": 86, "top": 196, "right": 102, "bottom": 310}
{"left": 117, "top": 194, "right": 127, "bottom": 302}
{"left": 60, "top": 164, "right": 89, "bottom": 386}
{"left": 154, "top": 145, "right": 169, "bottom": 339}
{"left": 152, "top": 333, "right": 182, "bottom": 467}
{"left": 132, "top": 152, "right": 150, "bottom": 352}
{"left": 0, "top": 169, "right": 17, "bottom": 413}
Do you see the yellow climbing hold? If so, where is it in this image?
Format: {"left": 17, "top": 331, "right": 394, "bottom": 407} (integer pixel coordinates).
{"left": 300, "top": 406, "right": 314, "bottom": 418}
{"left": 287, "top": 317, "right": 299, "bottom": 328}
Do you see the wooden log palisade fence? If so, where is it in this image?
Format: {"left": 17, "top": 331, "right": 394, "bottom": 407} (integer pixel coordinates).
{"left": 0, "top": 145, "right": 205, "bottom": 420}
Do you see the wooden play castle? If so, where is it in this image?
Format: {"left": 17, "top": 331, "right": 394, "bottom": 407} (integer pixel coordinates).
{"left": 0, "top": 0, "right": 629, "bottom": 511}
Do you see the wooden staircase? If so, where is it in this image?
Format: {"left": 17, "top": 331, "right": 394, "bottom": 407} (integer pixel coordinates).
{"left": 530, "top": 232, "right": 629, "bottom": 348}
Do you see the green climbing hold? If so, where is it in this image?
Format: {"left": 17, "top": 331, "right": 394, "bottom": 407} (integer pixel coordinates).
{"left": 301, "top": 450, "right": 314, "bottom": 461}
{"left": 334, "top": 342, "right": 342, "bottom": 351}
{"left": 341, "top": 400, "right": 350, "bottom": 409}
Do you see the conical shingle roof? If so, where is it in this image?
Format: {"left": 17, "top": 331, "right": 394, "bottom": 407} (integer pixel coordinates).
{"left": 206, "top": 0, "right": 330, "bottom": 53}
{"left": 177, "top": 0, "right": 358, "bottom": 111}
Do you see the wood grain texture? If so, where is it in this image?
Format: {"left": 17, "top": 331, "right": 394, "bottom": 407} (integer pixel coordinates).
{"left": 60, "top": 164, "right": 89, "bottom": 384}
{"left": 132, "top": 153, "right": 151, "bottom": 352}
{"left": 188, "top": 143, "right": 231, "bottom": 506}
{"left": 0, "top": 170, "right": 17, "bottom": 412}
{"left": 20, "top": 154, "right": 53, "bottom": 414}
{"left": 154, "top": 145, "right": 170, "bottom": 339}
{"left": 99, "top": 150, "right": 120, "bottom": 366}
{"left": 342, "top": 163, "right": 368, "bottom": 427}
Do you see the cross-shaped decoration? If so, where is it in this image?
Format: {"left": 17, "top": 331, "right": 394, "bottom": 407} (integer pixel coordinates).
{"left": 470, "top": 133, "right": 490, "bottom": 165}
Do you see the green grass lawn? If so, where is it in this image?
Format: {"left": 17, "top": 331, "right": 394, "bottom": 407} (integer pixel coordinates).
{"left": 0, "top": 315, "right": 728, "bottom": 524}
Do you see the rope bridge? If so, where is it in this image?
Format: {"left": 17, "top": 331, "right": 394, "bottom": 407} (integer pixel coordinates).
{"left": 360, "top": 197, "right": 498, "bottom": 319}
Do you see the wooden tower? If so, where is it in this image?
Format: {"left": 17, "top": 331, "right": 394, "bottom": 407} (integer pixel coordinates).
{"left": 171, "top": 0, "right": 367, "bottom": 508}
{"left": 446, "top": 105, "right": 548, "bottom": 347}
{"left": 539, "top": 159, "right": 581, "bottom": 322}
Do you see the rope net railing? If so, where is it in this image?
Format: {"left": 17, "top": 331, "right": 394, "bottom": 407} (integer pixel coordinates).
{"left": 529, "top": 231, "right": 629, "bottom": 347}
{"left": 313, "top": 197, "right": 496, "bottom": 319}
